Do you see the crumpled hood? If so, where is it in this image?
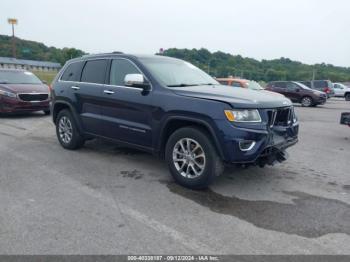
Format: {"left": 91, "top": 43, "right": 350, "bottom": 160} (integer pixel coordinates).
{"left": 0, "top": 83, "right": 49, "bottom": 94}
{"left": 172, "top": 85, "right": 292, "bottom": 109}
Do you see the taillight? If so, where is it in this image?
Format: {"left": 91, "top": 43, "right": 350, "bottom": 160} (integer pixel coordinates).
{"left": 324, "top": 87, "right": 330, "bottom": 93}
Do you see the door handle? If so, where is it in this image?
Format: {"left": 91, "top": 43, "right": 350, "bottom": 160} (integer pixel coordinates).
{"left": 103, "top": 90, "right": 115, "bottom": 95}
{"left": 71, "top": 86, "right": 80, "bottom": 90}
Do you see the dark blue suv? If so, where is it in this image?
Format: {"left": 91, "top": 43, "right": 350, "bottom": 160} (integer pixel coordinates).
{"left": 51, "top": 53, "right": 299, "bottom": 189}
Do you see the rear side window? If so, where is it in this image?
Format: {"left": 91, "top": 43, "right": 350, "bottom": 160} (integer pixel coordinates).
{"left": 109, "top": 59, "right": 141, "bottom": 86}
{"left": 231, "top": 81, "right": 242, "bottom": 87}
{"left": 275, "top": 82, "right": 287, "bottom": 88}
{"left": 81, "top": 60, "right": 108, "bottom": 84}
{"left": 60, "top": 62, "right": 83, "bottom": 82}
{"left": 218, "top": 81, "right": 228, "bottom": 85}
{"left": 313, "top": 81, "right": 326, "bottom": 89}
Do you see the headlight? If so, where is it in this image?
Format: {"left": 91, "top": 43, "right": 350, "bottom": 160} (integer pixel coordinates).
{"left": 0, "top": 89, "right": 17, "bottom": 98}
{"left": 224, "top": 109, "right": 261, "bottom": 122}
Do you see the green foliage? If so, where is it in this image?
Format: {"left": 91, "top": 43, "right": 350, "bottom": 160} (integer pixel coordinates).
{"left": 0, "top": 34, "right": 85, "bottom": 65}
{"left": 161, "top": 48, "right": 350, "bottom": 82}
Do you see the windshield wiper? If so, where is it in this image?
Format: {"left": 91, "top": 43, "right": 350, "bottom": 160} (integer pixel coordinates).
{"left": 167, "top": 84, "right": 200, "bottom": 87}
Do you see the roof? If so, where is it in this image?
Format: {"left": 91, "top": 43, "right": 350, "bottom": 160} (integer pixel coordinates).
{"left": 0, "top": 57, "right": 61, "bottom": 68}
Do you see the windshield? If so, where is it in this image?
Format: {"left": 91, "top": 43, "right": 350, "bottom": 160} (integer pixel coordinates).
{"left": 139, "top": 57, "right": 218, "bottom": 87}
{"left": 246, "top": 81, "right": 264, "bottom": 90}
{"left": 296, "top": 82, "right": 312, "bottom": 90}
{"left": 0, "top": 71, "right": 42, "bottom": 84}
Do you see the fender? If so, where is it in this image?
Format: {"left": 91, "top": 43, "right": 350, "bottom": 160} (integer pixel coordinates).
{"left": 52, "top": 100, "right": 84, "bottom": 134}
{"left": 158, "top": 115, "right": 225, "bottom": 160}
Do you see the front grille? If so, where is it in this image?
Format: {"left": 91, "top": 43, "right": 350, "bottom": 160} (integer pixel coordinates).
{"left": 267, "top": 107, "right": 293, "bottom": 127}
{"left": 18, "top": 93, "right": 49, "bottom": 102}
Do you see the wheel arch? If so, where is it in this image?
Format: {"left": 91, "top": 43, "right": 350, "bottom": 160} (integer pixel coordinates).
{"left": 52, "top": 101, "right": 84, "bottom": 133}
{"left": 158, "top": 116, "right": 225, "bottom": 160}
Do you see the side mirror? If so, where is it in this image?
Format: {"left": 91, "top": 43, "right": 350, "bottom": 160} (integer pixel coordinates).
{"left": 42, "top": 80, "right": 48, "bottom": 84}
{"left": 124, "top": 74, "right": 151, "bottom": 91}
{"left": 296, "top": 88, "right": 300, "bottom": 92}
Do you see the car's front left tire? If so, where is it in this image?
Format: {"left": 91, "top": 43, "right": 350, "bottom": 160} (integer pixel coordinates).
{"left": 165, "top": 126, "right": 224, "bottom": 189}
{"left": 56, "top": 109, "right": 85, "bottom": 150}
{"left": 345, "top": 93, "right": 350, "bottom": 101}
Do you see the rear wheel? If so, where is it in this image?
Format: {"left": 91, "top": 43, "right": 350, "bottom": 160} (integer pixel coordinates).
{"left": 301, "top": 96, "right": 313, "bottom": 107}
{"left": 56, "top": 109, "right": 85, "bottom": 150}
{"left": 165, "top": 127, "right": 223, "bottom": 189}
{"left": 43, "top": 109, "right": 50, "bottom": 115}
{"left": 345, "top": 93, "right": 350, "bottom": 101}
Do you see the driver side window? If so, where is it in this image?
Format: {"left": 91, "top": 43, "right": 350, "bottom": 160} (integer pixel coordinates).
{"left": 109, "top": 59, "right": 141, "bottom": 86}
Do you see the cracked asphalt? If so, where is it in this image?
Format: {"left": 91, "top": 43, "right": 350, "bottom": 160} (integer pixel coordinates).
{"left": 0, "top": 98, "right": 349, "bottom": 254}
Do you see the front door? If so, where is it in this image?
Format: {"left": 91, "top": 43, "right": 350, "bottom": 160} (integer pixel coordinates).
{"left": 98, "top": 58, "right": 153, "bottom": 148}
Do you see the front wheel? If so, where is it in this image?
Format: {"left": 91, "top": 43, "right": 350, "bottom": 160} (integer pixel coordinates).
{"left": 56, "top": 109, "right": 85, "bottom": 150}
{"left": 301, "top": 96, "right": 313, "bottom": 107}
{"left": 165, "top": 127, "right": 224, "bottom": 189}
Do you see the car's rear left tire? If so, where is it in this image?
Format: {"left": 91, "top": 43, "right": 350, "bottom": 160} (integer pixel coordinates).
{"left": 165, "top": 126, "right": 224, "bottom": 189}
{"left": 56, "top": 109, "right": 85, "bottom": 150}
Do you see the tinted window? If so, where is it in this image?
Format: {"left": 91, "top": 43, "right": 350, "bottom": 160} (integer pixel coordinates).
{"left": 313, "top": 81, "right": 326, "bottom": 89}
{"left": 231, "top": 81, "right": 242, "bottom": 87}
{"left": 61, "top": 62, "right": 83, "bottom": 82}
{"left": 109, "top": 59, "right": 141, "bottom": 86}
{"left": 275, "top": 82, "right": 287, "bottom": 88}
{"left": 286, "top": 82, "right": 299, "bottom": 90}
{"left": 300, "top": 81, "right": 311, "bottom": 88}
{"left": 81, "top": 60, "right": 108, "bottom": 84}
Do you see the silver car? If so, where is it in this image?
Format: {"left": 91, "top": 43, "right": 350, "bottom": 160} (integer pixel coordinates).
{"left": 333, "top": 83, "right": 350, "bottom": 100}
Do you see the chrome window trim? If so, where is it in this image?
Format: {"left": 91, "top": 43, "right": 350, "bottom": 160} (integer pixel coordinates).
{"left": 58, "top": 57, "right": 153, "bottom": 92}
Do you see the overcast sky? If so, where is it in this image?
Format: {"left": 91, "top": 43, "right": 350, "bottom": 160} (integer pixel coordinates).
{"left": 0, "top": 0, "right": 349, "bottom": 67}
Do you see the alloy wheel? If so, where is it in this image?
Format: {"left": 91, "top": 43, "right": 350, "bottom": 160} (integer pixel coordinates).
{"left": 58, "top": 116, "right": 73, "bottom": 144}
{"left": 172, "top": 138, "right": 206, "bottom": 179}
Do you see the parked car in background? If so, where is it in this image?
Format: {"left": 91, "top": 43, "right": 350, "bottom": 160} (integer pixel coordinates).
{"left": 265, "top": 81, "right": 327, "bottom": 107}
{"left": 333, "top": 83, "right": 350, "bottom": 100}
{"left": 51, "top": 53, "right": 299, "bottom": 189}
{"left": 299, "top": 80, "right": 335, "bottom": 98}
{"left": 0, "top": 69, "right": 51, "bottom": 115}
{"left": 216, "top": 77, "right": 264, "bottom": 91}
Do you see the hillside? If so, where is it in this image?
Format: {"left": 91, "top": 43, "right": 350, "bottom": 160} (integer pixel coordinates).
{"left": 1, "top": 34, "right": 349, "bottom": 82}
{"left": 0, "top": 34, "right": 85, "bottom": 65}
{"left": 161, "top": 48, "right": 350, "bottom": 82}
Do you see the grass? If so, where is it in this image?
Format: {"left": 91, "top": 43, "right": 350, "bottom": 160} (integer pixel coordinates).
{"left": 31, "top": 70, "right": 58, "bottom": 84}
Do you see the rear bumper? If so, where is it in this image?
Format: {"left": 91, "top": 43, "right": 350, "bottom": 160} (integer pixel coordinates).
{"left": 0, "top": 97, "right": 50, "bottom": 113}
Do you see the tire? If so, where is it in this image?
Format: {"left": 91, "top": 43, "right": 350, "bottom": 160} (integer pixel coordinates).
{"left": 43, "top": 109, "right": 51, "bottom": 115}
{"left": 56, "top": 109, "right": 85, "bottom": 150}
{"left": 345, "top": 93, "right": 350, "bottom": 101}
{"left": 301, "top": 96, "right": 313, "bottom": 107}
{"left": 165, "top": 126, "right": 224, "bottom": 189}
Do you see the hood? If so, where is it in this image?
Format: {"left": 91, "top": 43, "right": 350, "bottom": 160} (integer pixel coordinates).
{"left": 311, "top": 89, "right": 327, "bottom": 96}
{"left": 0, "top": 83, "right": 49, "bottom": 94}
{"left": 172, "top": 85, "right": 292, "bottom": 109}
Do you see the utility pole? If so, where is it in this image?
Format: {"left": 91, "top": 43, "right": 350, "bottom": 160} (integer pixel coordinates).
{"left": 312, "top": 68, "right": 316, "bottom": 81}
{"left": 7, "top": 18, "right": 18, "bottom": 58}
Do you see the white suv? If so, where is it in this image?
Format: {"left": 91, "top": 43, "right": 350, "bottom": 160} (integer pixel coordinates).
{"left": 334, "top": 83, "right": 350, "bottom": 101}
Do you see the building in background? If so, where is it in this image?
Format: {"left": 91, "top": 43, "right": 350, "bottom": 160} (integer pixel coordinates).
{"left": 0, "top": 57, "right": 61, "bottom": 72}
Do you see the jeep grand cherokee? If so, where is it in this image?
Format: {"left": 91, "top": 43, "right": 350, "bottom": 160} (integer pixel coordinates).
{"left": 51, "top": 53, "right": 299, "bottom": 189}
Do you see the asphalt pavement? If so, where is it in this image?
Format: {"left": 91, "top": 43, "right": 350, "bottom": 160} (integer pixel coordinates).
{"left": 0, "top": 98, "right": 349, "bottom": 254}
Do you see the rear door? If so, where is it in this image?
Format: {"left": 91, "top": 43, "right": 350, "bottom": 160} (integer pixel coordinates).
{"left": 98, "top": 58, "right": 153, "bottom": 148}
{"left": 75, "top": 59, "right": 109, "bottom": 135}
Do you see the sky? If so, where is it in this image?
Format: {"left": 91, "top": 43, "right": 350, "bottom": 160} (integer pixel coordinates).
{"left": 0, "top": 0, "right": 349, "bottom": 67}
